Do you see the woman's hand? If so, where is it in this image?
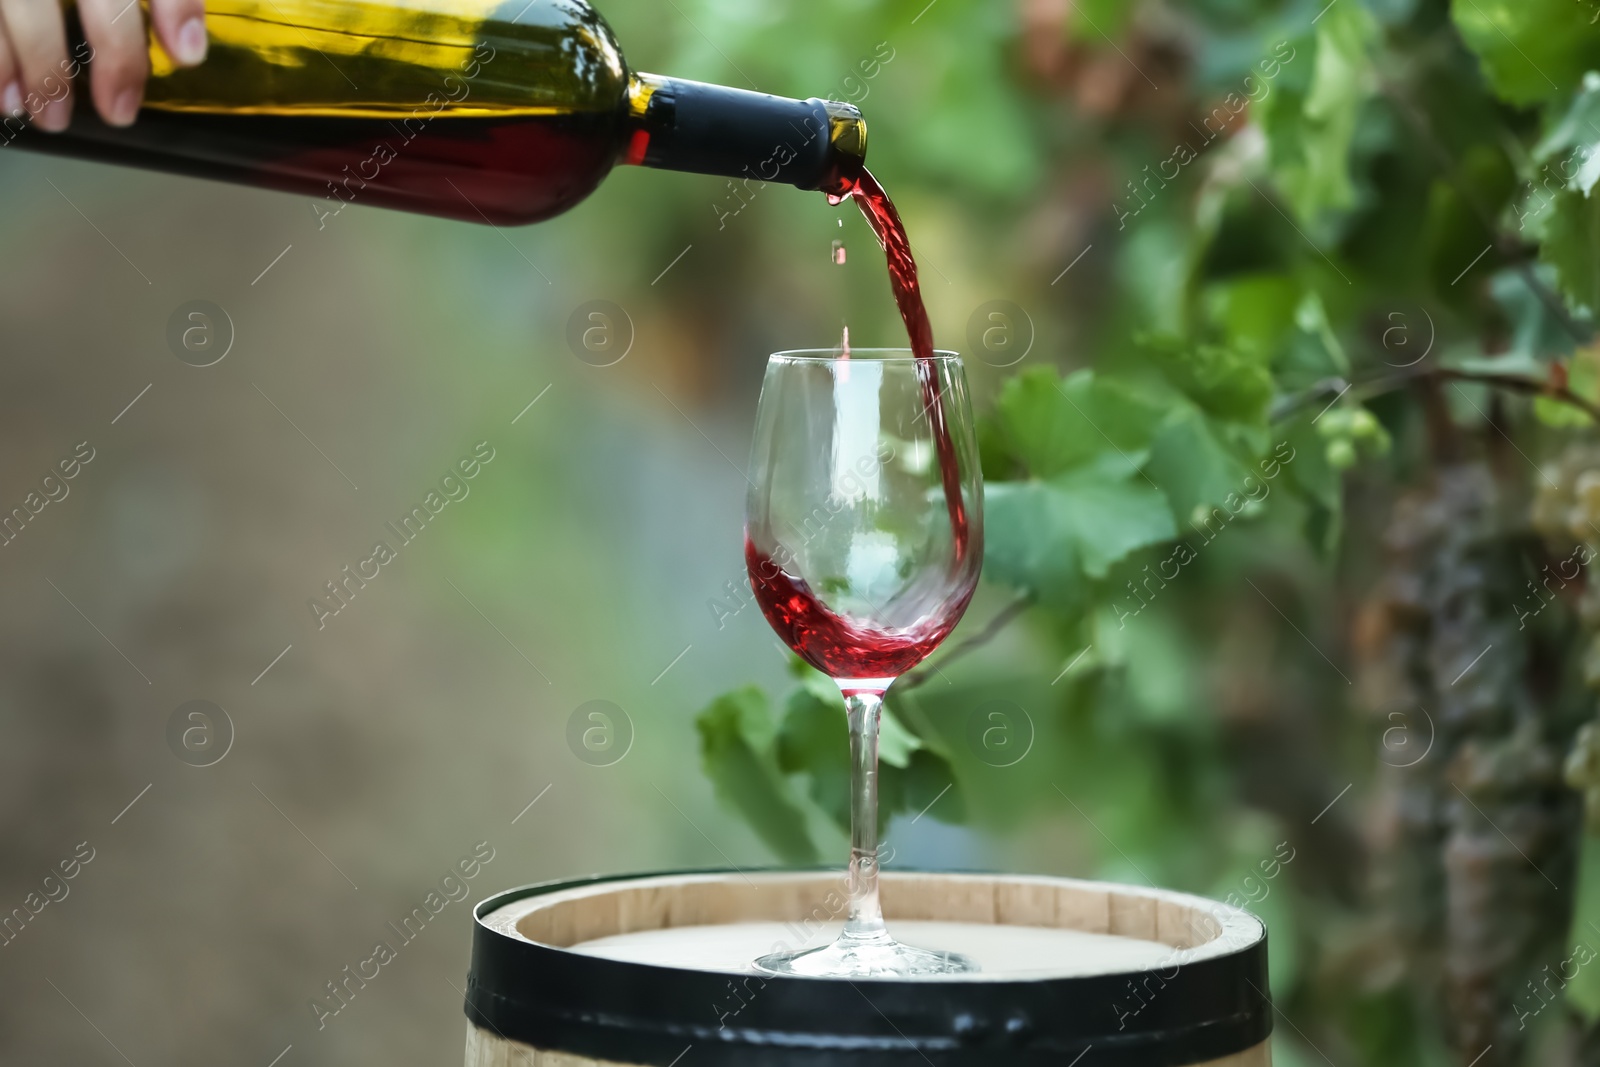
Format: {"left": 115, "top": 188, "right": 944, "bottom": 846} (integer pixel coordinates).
{"left": 0, "top": 0, "right": 207, "bottom": 131}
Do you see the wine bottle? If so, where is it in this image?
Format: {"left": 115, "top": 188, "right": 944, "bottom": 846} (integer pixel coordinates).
{"left": 4, "top": 0, "right": 866, "bottom": 226}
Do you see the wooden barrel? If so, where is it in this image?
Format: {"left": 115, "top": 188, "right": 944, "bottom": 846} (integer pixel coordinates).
{"left": 463, "top": 870, "right": 1272, "bottom": 1067}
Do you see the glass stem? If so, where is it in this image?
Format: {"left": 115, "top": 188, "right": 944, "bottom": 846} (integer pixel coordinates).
{"left": 842, "top": 689, "right": 889, "bottom": 944}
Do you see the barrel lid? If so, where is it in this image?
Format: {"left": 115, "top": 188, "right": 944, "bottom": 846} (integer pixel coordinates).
{"left": 465, "top": 870, "right": 1272, "bottom": 1067}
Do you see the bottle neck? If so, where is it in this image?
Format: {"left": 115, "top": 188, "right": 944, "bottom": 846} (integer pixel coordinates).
{"left": 622, "top": 73, "right": 867, "bottom": 193}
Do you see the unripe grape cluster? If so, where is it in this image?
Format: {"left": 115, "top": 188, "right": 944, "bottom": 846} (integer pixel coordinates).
{"left": 1532, "top": 445, "right": 1600, "bottom": 545}
{"left": 1316, "top": 405, "right": 1390, "bottom": 471}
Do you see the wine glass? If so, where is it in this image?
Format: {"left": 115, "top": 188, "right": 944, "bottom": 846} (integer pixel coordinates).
{"left": 744, "top": 348, "right": 984, "bottom": 978}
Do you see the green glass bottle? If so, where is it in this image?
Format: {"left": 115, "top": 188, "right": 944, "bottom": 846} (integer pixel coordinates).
{"left": 7, "top": 0, "right": 867, "bottom": 225}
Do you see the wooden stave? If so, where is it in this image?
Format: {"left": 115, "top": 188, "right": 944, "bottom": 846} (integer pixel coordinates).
{"left": 464, "top": 870, "right": 1273, "bottom": 1067}
{"left": 464, "top": 1025, "right": 1274, "bottom": 1067}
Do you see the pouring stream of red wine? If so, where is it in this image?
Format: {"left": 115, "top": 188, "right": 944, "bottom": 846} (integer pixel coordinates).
{"left": 831, "top": 169, "right": 969, "bottom": 563}
{"left": 745, "top": 169, "right": 973, "bottom": 681}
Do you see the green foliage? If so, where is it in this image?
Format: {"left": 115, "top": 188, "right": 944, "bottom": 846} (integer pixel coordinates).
{"left": 1138, "top": 335, "right": 1275, "bottom": 425}
{"left": 981, "top": 481, "right": 1090, "bottom": 609}
{"left": 1255, "top": 4, "right": 1380, "bottom": 224}
{"left": 1147, "top": 408, "right": 1253, "bottom": 521}
{"left": 696, "top": 664, "right": 965, "bottom": 853}
{"left": 1067, "top": 0, "right": 1134, "bottom": 40}
{"left": 991, "top": 368, "right": 1165, "bottom": 478}
{"left": 1525, "top": 80, "right": 1600, "bottom": 312}
{"left": 1202, "top": 274, "right": 1302, "bottom": 355}
{"left": 1451, "top": 0, "right": 1600, "bottom": 106}
{"left": 695, "top": 687, "right": 818, "bottom": 865}
{"left": 1280, "top": 414, "right": 1343, "bottom": 551}
{"left": 774, "top": 686, "right": 856, "bottom": 831}
{"left": 1493, "top": 267, "right": 1581, "bottom": 367}
{"left": 673, "top": 2, "right": 1600, "bottom": 1060}
{"left": 985, "top": 459, "right": 1177, "bottom": 603}
{"left": 1565, "top": 837, "right": 1600, "bottom": 1020}
{"left": 1535, "top": 73, "right": 1600, "bottom": 195}
{"left": 978, "top": 366, "right": 1186, "bottom": 605}
{"left": 1543, "top": 190, "right": 1600, "bottom": 316}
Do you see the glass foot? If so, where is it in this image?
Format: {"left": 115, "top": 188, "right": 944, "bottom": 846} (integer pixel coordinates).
{"left": 755, "top": 934, "right": 978, "bottom": 978}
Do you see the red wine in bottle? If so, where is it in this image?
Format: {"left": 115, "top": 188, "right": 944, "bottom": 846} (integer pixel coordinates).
{"left": 4, "top": 0, "right": 866, "bottom": 226}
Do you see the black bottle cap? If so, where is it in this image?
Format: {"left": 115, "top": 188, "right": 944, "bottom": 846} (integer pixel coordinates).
{"left": 628, "top": 74, "right": 866, "bottom": 192}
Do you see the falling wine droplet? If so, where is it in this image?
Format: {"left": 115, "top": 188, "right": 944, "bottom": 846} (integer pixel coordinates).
{"left": 831, "top": 239, "right": 847, "bottom": 265}
{"left": 840, "top": 325, "right": 851, "bottom": 358}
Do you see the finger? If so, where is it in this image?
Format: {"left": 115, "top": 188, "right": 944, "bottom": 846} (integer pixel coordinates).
{"left": 0, "top": 18, "right": 23, "bottom": 119}
{"left": 0, "top": 0, "right": 72, "bottom": 131}
{"left": 148, "top": 0, "right": 205, "bottom": 67}
{"left": 78, "top": 0, "right": 149, "bottom": 126}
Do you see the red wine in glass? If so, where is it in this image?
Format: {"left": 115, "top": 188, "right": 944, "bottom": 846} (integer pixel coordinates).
{"left": 745, "top": 538, "right": 970, "bottom": 683}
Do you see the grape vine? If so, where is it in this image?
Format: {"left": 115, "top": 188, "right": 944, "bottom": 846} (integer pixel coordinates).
{"left": 682, "top": 2, "right": 1600, "bottom": 1062}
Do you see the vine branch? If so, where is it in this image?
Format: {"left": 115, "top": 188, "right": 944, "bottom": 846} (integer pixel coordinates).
{"left": 1424, "top": 368, "right": 1600, "bottom": 422}
{"left": 898, "top": 593, "right": 1033, "bottom": 693}
{"left": 1274, "top": 366, "right": 1600, "bottom": 425}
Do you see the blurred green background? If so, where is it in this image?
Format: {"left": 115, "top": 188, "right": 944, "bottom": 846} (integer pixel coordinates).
{"left": 7, "top": 0, "right": 1600, "bottom": 1064}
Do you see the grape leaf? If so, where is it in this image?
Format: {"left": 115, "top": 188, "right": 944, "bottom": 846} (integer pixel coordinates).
{"left": 1048, "top": 456, "right": 1179, "bottom": 580}
{"left": 993, "top": 367, "right": 1165, "bottom": 478}
{"left": 1451, "top": 0, "right": 1600, "bottom": 107}
{"left": 1534, "top": 73, "right": 1600, "bottom": 192}
{"left": 899, "top": 748, "right": 966, "bottom": 825}
{"left": 784, "top": 659, "right": 921, "bottom": 767}
{"left": 1292, "top": 291, "right": 1351, "bottom": 378}
{"left": 1202, "top": 273, "right": 1302, "bottom": 355}
{"left": 1491, "top": 266, "right": 1579, "bottom": 364}
{"left": 984, "top": 454, "right": 1178, "bottom": 606}
{"left": 983, "top": 481, "right": 1088, "bottom": 609}
{"left": 1534, "top": 394, "right": 1596, "bottom": 427}
{"left": 1513, "top": 78, "right": 1600, "bottom": 300}
{"left": 1541, "top": 189, "right": 1600, "bottom": 315}
{"left": 1281, "top": 418, "right": 1342, "bottom": 553}
{"left": 1147, "top": 407, "right": 1252, "bottom": 522}
{"left": 976, "top": 407, "right": 1019, "bottom": 482}
{"left": 1139, "top": 335, "right": 1274, "bottom": 426}
{"left": 774, "top": 686, "right": 958, "bottom": 836}
{"left": 775, "top": 685, "right": 841, "bottom": 774}
{"left": 696, "top": 687, "right": 819, "bottom": 864}
{"left": 1255, "top": 4, "right": 1378, "bottom": 222}
{"left": 878, "top": 707, "right": 921, "bottom": 769}
{"left": 775, "top": 686, "right": 852, "bottom": 832}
